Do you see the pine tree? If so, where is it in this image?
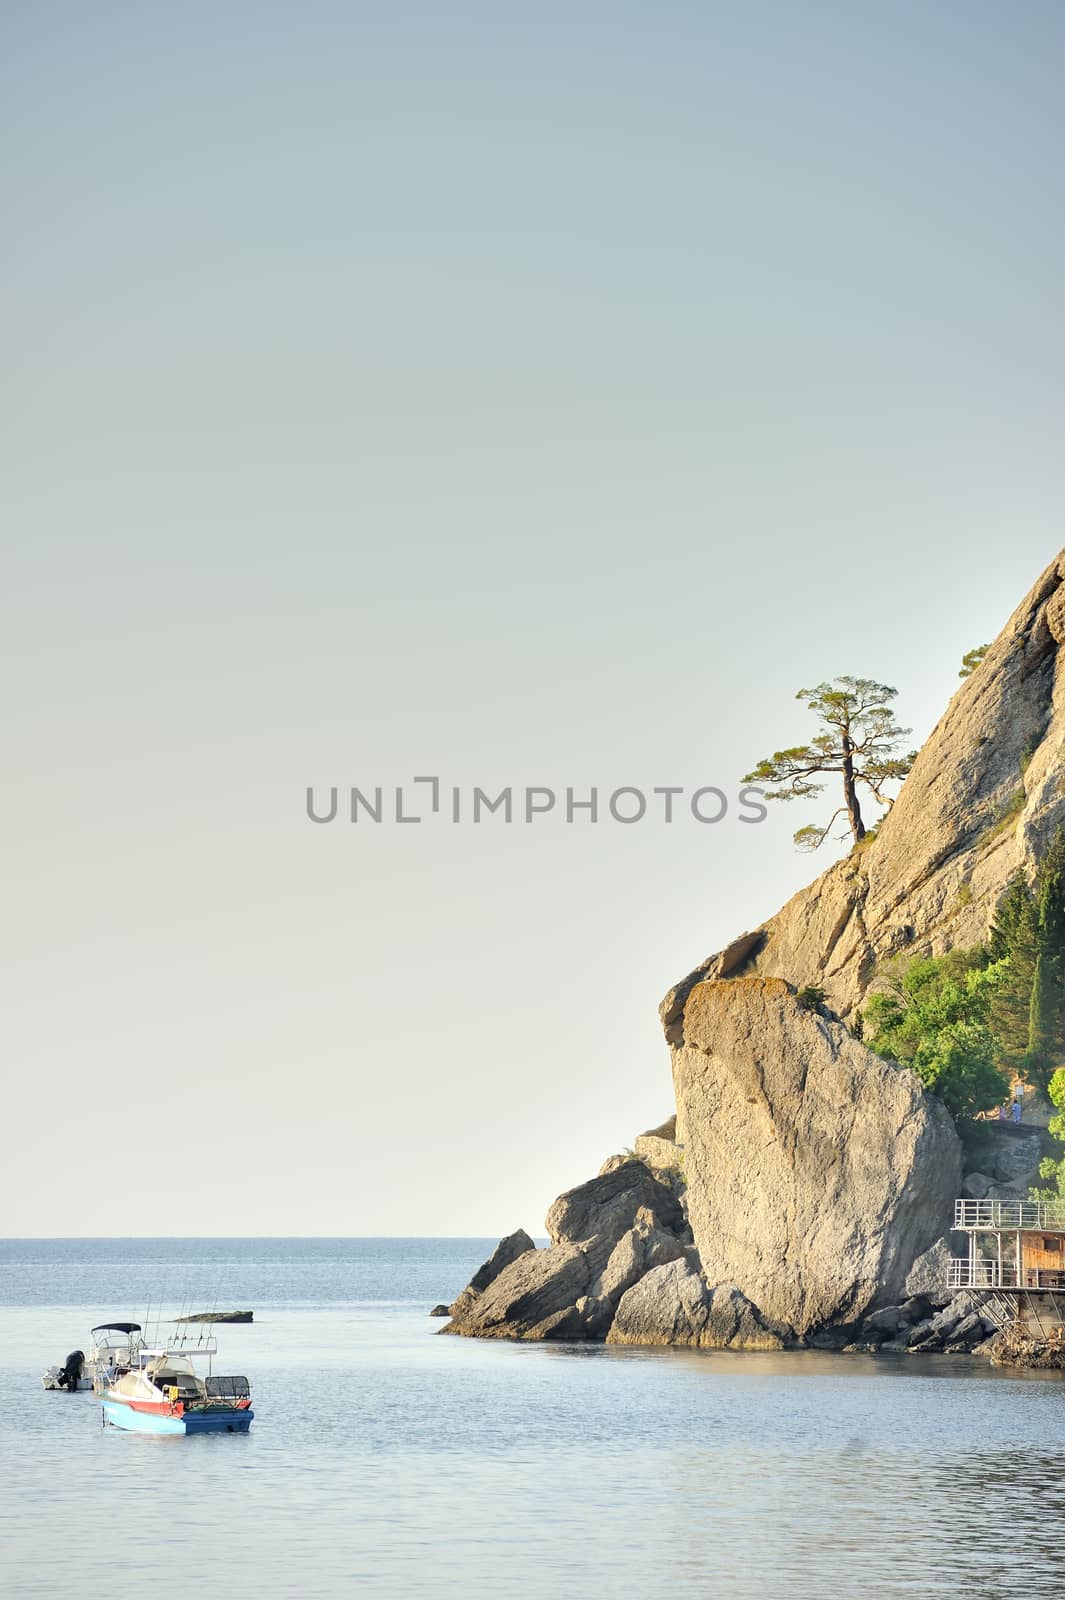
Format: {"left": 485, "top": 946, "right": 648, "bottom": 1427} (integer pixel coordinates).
{"left": 743, "top": 678, "right": 916, "bottom": 851}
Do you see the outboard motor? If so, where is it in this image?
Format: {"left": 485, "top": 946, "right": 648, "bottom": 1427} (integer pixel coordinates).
{"left": 58, "top": 1351, "right": 85, "bottom": 1391}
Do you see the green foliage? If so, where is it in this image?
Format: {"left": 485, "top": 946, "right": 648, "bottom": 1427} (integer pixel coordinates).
{"left": 868, "top": 832, "right": 1065, "bottom": 1123}
{"left": 796, "top": 984, "right": 827, "bottom": 1011}
{"left": 959, "top": 644, "right": 991, "bottom": 678}
{"left": 744, "top": 677, "right": 916, "bottom": 852}
{"left": 988, "top": 872, "right": 1040, "bottom": 1076}
{"left": 1034, "top": 1068, "right": 1065, "bottom": 1203}
{"left": 865, "top": 947, "right": 1010, "bottom": 1117}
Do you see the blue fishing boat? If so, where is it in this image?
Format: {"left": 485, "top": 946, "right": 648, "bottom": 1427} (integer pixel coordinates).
{"left": 98, "top": 1334, "right": 253, "bottom": 1435}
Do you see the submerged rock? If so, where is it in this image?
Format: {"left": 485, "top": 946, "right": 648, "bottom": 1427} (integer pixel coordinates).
{"left": 671, "top": 977, "right": 961, "bottom": 1337}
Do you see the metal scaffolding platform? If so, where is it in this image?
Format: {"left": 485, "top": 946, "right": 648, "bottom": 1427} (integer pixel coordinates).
{"left": 954, "top": 1199, "right": 1065, "bottom": 1232}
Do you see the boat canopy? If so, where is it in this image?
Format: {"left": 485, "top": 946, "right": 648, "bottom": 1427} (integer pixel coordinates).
{"left": 91, "top": 1322, "right": 142, "bottom": 1336}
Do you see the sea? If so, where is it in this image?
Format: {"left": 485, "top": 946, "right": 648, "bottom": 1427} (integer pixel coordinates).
{"left": 1, "top": 1237, "right": 1064, "bottom": 1600}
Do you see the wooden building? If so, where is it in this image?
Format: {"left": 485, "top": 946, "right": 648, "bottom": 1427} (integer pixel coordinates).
{"left": 951, "top": 1199, "right": 1065, "bottom": 1331}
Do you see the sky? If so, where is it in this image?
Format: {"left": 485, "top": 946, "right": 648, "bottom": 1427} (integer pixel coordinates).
{"left": 3, "top": 2, "right": 1064, "bottom": 1235}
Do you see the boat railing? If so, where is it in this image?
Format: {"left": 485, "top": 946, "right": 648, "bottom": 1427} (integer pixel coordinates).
{"left": 953, "top": 1199, "right": 1065, "bottom": 1232}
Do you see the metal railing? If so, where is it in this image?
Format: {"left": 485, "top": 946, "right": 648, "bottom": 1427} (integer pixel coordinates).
{"left": 949, "top": 1260, "right": 1065, "bottom": 1292}
{"left": 954, "top": 1199, "right": 1065, "bottom": 1232}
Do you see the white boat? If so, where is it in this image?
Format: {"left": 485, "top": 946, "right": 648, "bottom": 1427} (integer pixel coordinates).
{"left": 42, "top": 1321, "right": 143, "bottom": 1392}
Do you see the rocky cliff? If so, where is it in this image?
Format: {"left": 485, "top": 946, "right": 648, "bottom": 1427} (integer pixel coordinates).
{"left": 444, "top": 551, "right": 1064, "bottom": 1353}
{"left": 661, "top": 550, "right": 1065, "bottom": 1025}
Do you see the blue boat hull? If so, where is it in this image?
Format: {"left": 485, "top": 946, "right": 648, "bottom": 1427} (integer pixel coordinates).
{"left": 101, "top": 1400, "right": 254, "bottom": 1435}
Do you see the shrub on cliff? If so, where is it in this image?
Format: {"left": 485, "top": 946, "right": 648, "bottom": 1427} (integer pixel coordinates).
{"left": 867, "top": 832, "right": 1065, "bottom": 1115}
{"left": 865, "top": 948, "right": 1009, "bottom": 1118}
{"left": 1034, "top": 1068, "right": 1065, "bottom": 1204}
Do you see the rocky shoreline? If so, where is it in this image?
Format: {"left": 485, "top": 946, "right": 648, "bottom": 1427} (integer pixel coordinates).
{"left": 439, "top": 1128, "right": 1037, "bottom": 1359}
{"left": 442, "top": 552, "right": 1065, "bottom": 1365}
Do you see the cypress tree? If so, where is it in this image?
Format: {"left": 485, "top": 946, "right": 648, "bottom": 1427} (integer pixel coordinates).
{"left": 989, "top": 873, "right": 1040, "bottom": 1074}
{"left": 1028, "top": 829, "right": 1065, "bottom": 1092}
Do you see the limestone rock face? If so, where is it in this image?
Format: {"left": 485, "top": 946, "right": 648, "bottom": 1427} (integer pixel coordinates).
{"left": 661, "top": 551, "right": 1065, "bottom": 1022}
{"left": 633, "top": 1133, "right": 683, "bottom": 1172}
{"left": 672, "top": 977, "right": 961, "bottom": 1336}
{"left": 606, "top": 1260, "right": 786, "bottom": 1350}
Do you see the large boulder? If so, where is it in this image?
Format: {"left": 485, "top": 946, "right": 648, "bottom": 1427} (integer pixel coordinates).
{"left": 634, "top": 1135, "right": 683, "bottom": 1172}
{"left": 993, "top": 1135, "right": 1044, "bottom": 1184}
{"left": 546, "top": 1159, "right": 685, "bottom": 1248}
{"left": 905, "top": 1291, "right": 996, "bottom": 1352}
{"left": 443, "top": 1163, "right": 689, "bottom": 1341}
{"left": 660, "top": 551, "right": 1065, "bottom": 1023}
{"left": 591, "top": 1208, "right": 686, "bottom": 1303}
{"left": 442, "top": 1242, "right": 595, "bottom": 1339}
{"left": 606, "top": 1260, "right": 786, "bottom": 1350}
{"left": 671, "top": 977, "right": 961, "bottom": 1336}
{"left": 632, "top": 1115, "right": 683, "bottom": 1175}
{"left": 904, "top": 1238, "right": 952, "bottom": 1305}
{"left": 447, "top": 1229, "right": 536, "bottom": 1321}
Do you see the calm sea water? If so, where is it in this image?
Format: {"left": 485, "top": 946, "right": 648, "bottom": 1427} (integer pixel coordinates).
{"left": 2, "top": 1238, "right": 1064, "bottom": 1600}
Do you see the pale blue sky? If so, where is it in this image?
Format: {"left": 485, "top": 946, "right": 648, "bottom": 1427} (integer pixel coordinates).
{"left": 3, "top": 3, "right": 1063, "bottom": 1233}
